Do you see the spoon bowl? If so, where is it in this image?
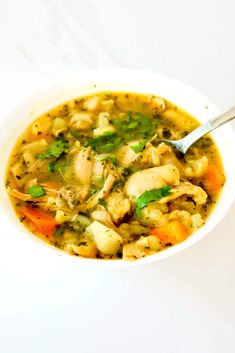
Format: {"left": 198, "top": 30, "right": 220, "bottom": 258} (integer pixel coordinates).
{"left": 161, "top": 105, "right": 235, "bottom": 154}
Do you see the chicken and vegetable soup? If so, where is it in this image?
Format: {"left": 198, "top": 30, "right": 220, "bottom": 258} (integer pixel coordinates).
{"left": 6, "top": 92, "right": 225, "bottom": 260}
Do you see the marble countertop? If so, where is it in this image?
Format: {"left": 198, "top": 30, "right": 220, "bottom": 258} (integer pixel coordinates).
{"left": 0, "top": 1, "right": 235, "bottom": 353}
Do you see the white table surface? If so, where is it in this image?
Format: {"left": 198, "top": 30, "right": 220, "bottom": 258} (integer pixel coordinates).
{"left": 0, "top": 1, "right": 235, "bottom": 352}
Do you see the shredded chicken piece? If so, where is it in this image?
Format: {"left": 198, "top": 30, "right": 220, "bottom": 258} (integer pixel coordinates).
{"left": 159, "top": 182, "right": 207, "bottom": 205}
{"left": 116, "top": 142, "right": 139, "bottom": 167}
{"left": 82, "top": 174, "right": 116, "bottom": 211}
{"left": 41, "top": 182, "right": 62, "bottom": 196}
{"left": 27, "top": 159, "right": 48, "bottom": 174}
{"left": 59, "top": 185, "right": 88, "bottom": 209}
{"left": 7, "top": 188, "right": 32, "bottom": 201}
{"left": 155, "top": 142, "right": 183, "bottom": 172}
{"left": 135, "top": 142, "right": 160, "bottom": 167}
{"left": 103, "top": 161, "right": 121, "bottom": 180}
{"left": 92, "top": 158, "right": 104, "bottom": 183}
{"left": 39, "top": 196, "right": 73, "bottom": 213}
{"left": 124, "top": 164, "right": 180, "bottom": 198}
{"left": 106, "top": 191, "right": 131, "bottom": 223}
{"left": 7, "top": 188, "right": 47, "bottom": 202}
{"left": 117, "top": 140, "right": 161, "bottom": 169}
{"left": 91, "top": 210, "right": 117, "bottom": 230}
{"left": 37, "top": 196, "right": 61, "bottom": 212}
{"left": 74, "top": 148, "right": 93, "bottom": 185}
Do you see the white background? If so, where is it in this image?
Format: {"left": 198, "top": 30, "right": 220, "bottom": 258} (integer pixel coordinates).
{"left": 0, "top": 1, "right": 235, "bottom": 352}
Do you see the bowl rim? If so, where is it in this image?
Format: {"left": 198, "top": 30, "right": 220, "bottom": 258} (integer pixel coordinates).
{"left": 1, "top": 67, "right": 235, "bottom": 268}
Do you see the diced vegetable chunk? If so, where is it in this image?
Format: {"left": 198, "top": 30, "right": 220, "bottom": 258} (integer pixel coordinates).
{"left": 203, "top": 164, "right": 225, "bottom": 194}
{"left": 19, "top": 206, "right": 57, "bottom": 236}
{"left": 86, "top": 221, "right": 123, "bottom": 255}
{"left": 151, "top": 220, "right": 189, "bottom": 245}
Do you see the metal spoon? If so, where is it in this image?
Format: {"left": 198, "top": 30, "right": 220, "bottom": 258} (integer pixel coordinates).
{"left": 160, "top": 105, "right": 235, "bottom": 154}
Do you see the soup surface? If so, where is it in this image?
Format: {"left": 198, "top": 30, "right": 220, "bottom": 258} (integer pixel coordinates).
{"left": 6, "top": 92, "right": 225, "bottom": 260}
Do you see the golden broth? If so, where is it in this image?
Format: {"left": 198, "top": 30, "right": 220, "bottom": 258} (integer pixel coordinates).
{"left": 6, "top": 92, "right": 225, "bottom": 260}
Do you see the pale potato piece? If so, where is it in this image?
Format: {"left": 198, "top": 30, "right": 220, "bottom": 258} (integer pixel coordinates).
{"left": 86, "top": 221, "right": 123, "bottom": 255}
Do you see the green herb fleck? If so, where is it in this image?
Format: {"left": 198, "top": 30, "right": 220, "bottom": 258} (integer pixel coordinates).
{"left": 69, "top": 129, "right": 80, "bottom": 139}
{"left": 54, "top": 224, "right": 68, "bottom": 238}
{"left": 123, "top": 167, "right": 138, "bottom": 176}
{"left": 37, "top": 140, "right": 68, "bottom": 159}
{"left": 89, "top": 185, "right": 99, "bottom": 196}
{"left": 98, "top": 198, "right": 107, "bottom": 206}
{"left": 27, "top": 185, "right": 45, "bottom": 198}
{"left": 112, "top": 179, "right": 124, "bottom": 192}
{"left": 131, "top": 140, "right": 147, "bottom": 154}
{"left": 98, "top": 155, "right": 117, "bottom": 165}
{"left": 88, "top": 134, "right": 121, "bottom": 153}
{"left": 133, "top": 113, "right": 153, "bottom": 133}
{"left": 48, "top": 158, "right": 71, "bottom": 173}
{"left": 112, "top": 112, "right": 153, "bottom": 141}
{"left": 98, "top": 176, "right": 105, "bottom": 187}
{"left": 127, "top": 121, "right": 138, "bottom": 129}
{"left": 135, "top": 186, "right": 172, "bottom": 216}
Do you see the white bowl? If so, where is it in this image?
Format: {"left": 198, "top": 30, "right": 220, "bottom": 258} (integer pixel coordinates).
{"left": 0, "top": 68, "right": 235, "bottom": 268}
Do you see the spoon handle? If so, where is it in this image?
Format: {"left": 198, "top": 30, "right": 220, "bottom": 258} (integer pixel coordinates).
{"left": 181, "top": 105, "right": 235, "bottom": 152}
